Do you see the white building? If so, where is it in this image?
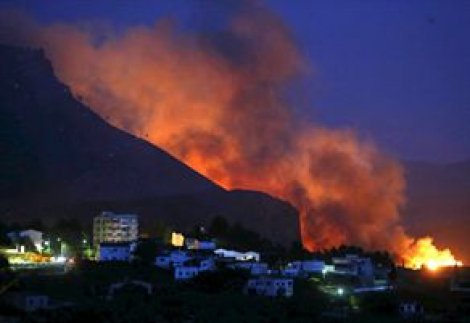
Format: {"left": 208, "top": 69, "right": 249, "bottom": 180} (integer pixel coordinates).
{"left": 155, "top": 250, "right": 192, "bottom": 269}
{"left": 214, "top": 249, "right": 260, "bottom": 262}
{"left": 173, "top": 257, "right": 216, "bottom": 280}
{"left": 302, "top": 260, "right": 326, "bottom": 273}
{"left": 98, "top": 242, "right": 135, "bottom": 262}
{"left": 229, "top": 261, "right": 268, "bottom": 276}
{"left": 93, "top": 211, "right": 138, "bottom": 247}
{"left": 332, "top": 255, "right": 374, "bottom": 285}
{"left": 185, "top": 238, "right": 216, "bottom": 251}
{"left": 282, "top": 260, "right": 325, "bottom": 277}
{"left": 245, "top": 277, "right": 294, "bottom": 297}
{"left": 7, "top": 229, "right": 43, "bottom": 252}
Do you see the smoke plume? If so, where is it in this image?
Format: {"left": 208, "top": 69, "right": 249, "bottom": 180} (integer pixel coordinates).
{"left": 0, "top": 3, "right": 461, "bottom": 266}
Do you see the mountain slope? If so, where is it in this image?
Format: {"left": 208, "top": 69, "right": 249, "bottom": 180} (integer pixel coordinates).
{"left": 0, "top": 45, "right": 220, "bottom": 203}
{"left": 0, "top": 45, "right": 299, "bottom": 245}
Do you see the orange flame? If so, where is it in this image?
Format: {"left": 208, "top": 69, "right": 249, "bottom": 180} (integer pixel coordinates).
{"left": 0, "top": 5, "right": 462, "bottom": 268}
{"left": 402, "top": 237, "right": 463, "bottom": 270}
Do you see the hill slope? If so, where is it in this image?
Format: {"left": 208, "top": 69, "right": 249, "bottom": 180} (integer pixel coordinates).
{"left": 0, "top": 45, "right": 299, "bottom": 245}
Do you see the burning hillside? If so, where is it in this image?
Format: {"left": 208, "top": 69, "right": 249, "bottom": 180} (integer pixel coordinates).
{"left": 0, "top": 3, "right": 462, "bottom": 269}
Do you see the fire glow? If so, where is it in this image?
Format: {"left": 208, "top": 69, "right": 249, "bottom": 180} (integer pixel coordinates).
{"left": 402, "top": 237, "right": 463, "bottom": 271}
{"left": 1, "top": 4, "right": 462, "bottom": 269}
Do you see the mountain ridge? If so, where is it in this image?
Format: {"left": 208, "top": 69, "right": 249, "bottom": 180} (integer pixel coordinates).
{"left": 0, "top": 44, "right": 300, "bottom": 245}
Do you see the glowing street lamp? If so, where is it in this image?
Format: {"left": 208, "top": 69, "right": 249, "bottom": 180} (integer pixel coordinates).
{"left": 337, "top": 287, "right": 344, "bottom": 296}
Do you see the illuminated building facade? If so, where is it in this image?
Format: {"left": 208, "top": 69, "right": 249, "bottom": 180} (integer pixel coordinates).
{"left": 93, "top": 211, "right": 138, "bottom": 247}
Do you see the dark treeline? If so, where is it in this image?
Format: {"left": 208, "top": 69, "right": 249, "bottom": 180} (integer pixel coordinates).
{"left": 186, "top": 216, "right": 394, "bottom": 267}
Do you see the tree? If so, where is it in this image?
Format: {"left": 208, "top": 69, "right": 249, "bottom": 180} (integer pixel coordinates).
{"left": 147, "top": 220, "right": 172, "bottom": 244}
{"left": 208, "top": 216, "right": 229, "bottom": 237}
{"left": 190, "top": 269, "right": 249, "bottom": 293}
{"left": 189, "top": 224, "right": 208, "bottom": 240}
{"left": 0, "top": 221, "right": 12, "bottom": 246}
{"left": 132, "top": 239, "right": 159, "bottom": 266}
{"left": 0, "top": 254, "right": 9, "bottom": 270}
{"left": 25, "top": 218, "right": 45, "bottom": 231}
{"left": 289, "top": 240, "right": 310, "bottom": 260}
{"left": 50, "top": 218, "right": 85, "bottom": 256}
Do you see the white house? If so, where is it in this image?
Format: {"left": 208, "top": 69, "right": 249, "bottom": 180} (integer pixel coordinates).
{"left": 282, "top": 262, "right": 301, "bottom": 277}
{"left": 7, "top": 229, "right": 43, "bottom": 252}
{"left": 155, "top": 250, "right": 192, "bottom": 269}
{"left": 245, "top": 277, "right": 294, "bottom": 297}
{"left": 185, "top": 238, "right": 216, "bottom": 251}
{"left": 98, "top": 242, "right": 135, "bottom": 262}
{"left": 302, "top": 260, "right": 325, "bottom": 273}
{"left": 229, "top": 261, "right": 268, "bottom": 276}
{"left": 282, "top": 260, "right": 325, "bottom": 277}
{"left": 173, "top": 257, "right": 216, "bottom": 280}
{"left": 214, "top": 249, "right": 260, "bottom": 262}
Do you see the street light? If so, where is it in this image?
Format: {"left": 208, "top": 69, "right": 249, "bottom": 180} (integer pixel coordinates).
{"left": 337, "top": 287, "right": 344, "bottom": 296}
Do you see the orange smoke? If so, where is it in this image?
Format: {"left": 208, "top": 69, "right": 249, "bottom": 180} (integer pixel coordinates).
{"left": 0, "top": 4, "right": 462, "bottom": 268}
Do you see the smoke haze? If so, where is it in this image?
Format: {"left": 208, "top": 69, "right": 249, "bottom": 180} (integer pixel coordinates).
{"left": 0, "top": 3, "right": 460, "bottom": 266}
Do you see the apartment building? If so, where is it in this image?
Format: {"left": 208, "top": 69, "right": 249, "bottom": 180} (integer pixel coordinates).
{"left": 93, "top": 211, "right": 138, "bottom": 247}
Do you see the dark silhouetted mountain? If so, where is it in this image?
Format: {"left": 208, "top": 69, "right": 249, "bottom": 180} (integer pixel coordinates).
{"left": 0, "top": 45, "right": 299, "bottom": 245}
{"left": 404, "top": 160, "right": 470, "bottom": 263}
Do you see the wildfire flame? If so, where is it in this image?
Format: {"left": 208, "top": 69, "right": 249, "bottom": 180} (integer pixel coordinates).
{"left": 402, "top": 237, "right": 463, "bottom": 270}
{"left": 0, "top": 4, "right": 463, "bottom": 269}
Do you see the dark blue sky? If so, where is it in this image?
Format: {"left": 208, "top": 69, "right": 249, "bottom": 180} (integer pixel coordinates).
{"left": 1, "top": 0, "right": 469, "bottom": 163}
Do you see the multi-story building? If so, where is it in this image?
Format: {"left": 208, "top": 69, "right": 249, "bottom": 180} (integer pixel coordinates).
{"left": 93, "top": 211, "right": 138, "bottom": 247}
{"left": 332, "top": 254, "right": 375, "bottom": 286}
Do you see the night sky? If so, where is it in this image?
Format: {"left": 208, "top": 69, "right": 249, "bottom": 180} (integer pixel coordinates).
{"left": 1, "top": 0, "right": 469, "bottom": 163}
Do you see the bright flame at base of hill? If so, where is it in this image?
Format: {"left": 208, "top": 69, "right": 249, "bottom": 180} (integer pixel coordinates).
{"left": 402, "top": 236, "right": 463, "bottom": 271}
